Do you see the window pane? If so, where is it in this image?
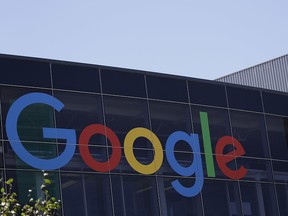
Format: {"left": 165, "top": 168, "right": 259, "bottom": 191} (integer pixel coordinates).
{"left": 0, "top": 57, "right": 51, "bottom": 88}
{"left": 52, "top": 63, "right": 100, "bottom": 92}
{"left": 227, "top": 86, "right": 263, "bottom": 112}
{"left": 262, "top": 92, "right": 288, "bottom": 116}
{"left": 158, "top": 177, "right": 203, "bottom": 216}
{"left": 230, "top": 111, "right": 270, "bottom": 158}
{"left": 240, "top": 182, "right": 278, "bottom": 216}
{"left": 272, "top": 161, "right": 288, "bottom": 183}
{"left": 54, "top": 91, "right": 104, "bottom": 145}
{"left": 4, "top": 141, "right": 58, "bottom": 170}
{"left": 146, "top": 76, "right": 188, "bottom": 102}
{"left": 276, "top": 184, "right": 288, "bottom": 216}
{"left": 111, "top": 175, "right": 160, "bottom": 216}
{"left": 104, "top": 96, "right": 149, "bottom": 148}
{"left": 149, "top": 101, "right": 192, "bottom": 151}
{"left": 188, "top": 80, "right": 227, "bottom": 107}
{"left": 101, "top": 69, "right": 146, "bottom": 97}
{"left": 237, "top": 157, "right": 273, "bottom": 182}
{"left": 202, "top": 180, "right": 242, "bottom": 216}
{"left": 191, "top": 105, "right": 231, "bottom": 154}
{"left": 266, "top": 115, "right": 288, "bottom": 160}
{"left": 1, "top": 87, "right": 54, "bottom": 142}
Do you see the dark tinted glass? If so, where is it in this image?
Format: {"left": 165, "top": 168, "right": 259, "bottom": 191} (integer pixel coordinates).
{"left": 266, "top": 115, "right": 288, "bottom": 160}
{"left": 52, "top": 63, "right": 100, "bottom": 92}
{"left": 146, "top": 76, "right": 188, "bottom": 102}
{"left": 104, "top": 96, "right": 149, "bottom": 148}
{"left": 149, "top": 101, "right": 192, "bottom": 151}
{"left": 230, "top": 111, "right": 270, "bottom": 158}
{"left": 276, "top": 184, "right": 288, "bottom": 216}
{"left": 240, "top": 182, "right": 278, "bottom": 216}
{"left": 159, "top": 177, "right": 203, "bottom": 216}
{"left": 4, "top": 141, "right": 58, "bottom": 170}
{"left": 237, "top": 157, "right": 273, "bottom": 182}
{"left": 61, "top": 173, "right": 113, "bottom": 216}
{"left": 262, "top": 92, "right": 288, "bottom": 116}
{"left": 202, "top": 180, "right": 242, "bottom": 216}
{"left": 101, "top": 69, "right": 146, "bottom": 97}
{"left": 1, "top": 87, "right": 54, "bottom": 142}
{"left": 191, "top": 106, "right": 231, "bottom": 154}
{"left": 111, "top": 175, "right": 160, "bottom": 216}
{"left": 272, "top": 161, "right": 288, "bottom": 183}
{"left": 188, "top": 81, "right": 227, "bottom": 107}
{"left": 0, "top": 57, "right": 51, "bottom": 88}
{"left": 227, "top": 86, "right": 263, "bottom": 112}
{"left": 54, "top": 91, "right": 104, "bottom": 145}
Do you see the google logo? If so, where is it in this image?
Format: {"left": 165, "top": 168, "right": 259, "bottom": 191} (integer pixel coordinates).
{"left": 6, "top": 93, "right": 247, "bottom": 197}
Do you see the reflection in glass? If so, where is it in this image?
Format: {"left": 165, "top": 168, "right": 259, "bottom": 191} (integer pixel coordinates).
{"left": 150, "top": 101, "right": 192, "bottom": 151}
{"left": 111, "top": 175, "right": 160, "bottom": 216}
{"left": 61, "top": 173, "right": 112, "bottom": 216}
{"left": 230, "top": 111, "right": 269, "bottom": 158}
{"left": 1, "top": 87, "right": 54, "bottom": 142}
{"left": 54, "top": 91, "right": 104, "bottom": 145}
{"left": 158, "top": 177, "right": 203, "bottom": 216}
{"left": 104, "top": 96, "right": 149, "bottom": 148}
{"left": 272, "top": 160, "right": 288, "bottom": 183}
{"left": 202, "top": 180, "right": 242, "bottom": 216}
{"left": 266, "top": 115, "right": 288, "bottom": 160}
{"left": 191, "top": 106, "right": 231, "bottom": 154}
{"left": 276, "top": 184, "right": 288, "bottom": 216}
{"left": 101, "top": 69, "right": 146, "bottom": 97}
{"left": 4, "top": 141, "right": 58, "bottom": 170}
{"left": 146, "top": 76, "right": 188, "bottom": 102}
{"left": 240, "top": 182, "right": 278, "bottom": 216}
{"left": 237, "top": 157, "right": 273, "bottom": 182}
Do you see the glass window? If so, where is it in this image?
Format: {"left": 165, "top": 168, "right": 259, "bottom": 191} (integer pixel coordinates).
{"left": 188, "top": 80, "right": 227, "bottom": 107}
{"left": 61, "top": 173, "right": 113, "bottom": 216}
{"left": 202, "top": 180, "right": 243, "bottom": 216}
{"left": 146, "top": 76, "right": 188, "bottom": 102}
{"left": 101, "top": 69, "right": 146, "bottom": 97}
{"left": 236, "top": 157, "right": 273, "bottom": 182}
{"left": 158, "top": 177, "right": 203, "bottom": 216}
{"left": 276, "top": 184, "right": 288, "bottom": 216}
{"left": 0, "top": 57, "right": 51, "bottom": 88}
{"left": 240, "top": 182, "right": 278, "bottom": 216}
{"left": 59, "top": 144, "right": 108, "bottom": 172}
{"left": 104, "top": 96, "right": 150, "bottom": 148}
{"left": 4, "top": 141, "right": 58, "bottom": 170}
{"left": 191, "top": 105, "right": 231, "bottom": 154}
{"left": 266, "top": 115, "right": 288, "bottom": 160}
{"left": 230, "top": 111, "right": 270, "bottom": 158}
{"left": 227, "top": 86, "right": 263, "bottom": 112}
{"left": 149, "top": 101, "right": 192, "bottom": 151}
{"left": 111, "top": 175, "right": 160, "bottom": 216}
{"left": 272, "top": 160, "right": 288, "bottom": 183}
{"left": 54, "top": 91, "right": 104, "bottom": 145}
{"left": 262, "top": 92, "right": 288, "bottom": 116}
{"left": 6, "top": 170, "right": 60, "bottom": 205}
{"left": 1, "top": 87, "right": 55, "bottom": 142}
{"left": 52, "top": 63, "right": 101, "bottom": 92}
{"left": 110, "top": 148, "right": 154, "bottom": 174}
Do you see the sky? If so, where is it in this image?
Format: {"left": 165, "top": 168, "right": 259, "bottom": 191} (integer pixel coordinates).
{"left": 0, "top": 1, "right": 288, "bottom": 80}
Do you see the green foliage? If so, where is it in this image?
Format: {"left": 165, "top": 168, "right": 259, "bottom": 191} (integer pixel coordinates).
{"left": 0, "top": 171, "right": 61, "bottom": 216}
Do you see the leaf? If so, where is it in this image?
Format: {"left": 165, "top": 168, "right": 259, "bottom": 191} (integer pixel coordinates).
{"left": 5, "top": 178, "right": 13, "bottom": 185}
{"left": 44, "top": 179, "right": 51, "bottom": 185}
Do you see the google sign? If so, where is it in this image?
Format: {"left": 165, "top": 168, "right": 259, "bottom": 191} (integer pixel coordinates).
{"left": 6, "top": 93, "right": 247, "bottom": 197}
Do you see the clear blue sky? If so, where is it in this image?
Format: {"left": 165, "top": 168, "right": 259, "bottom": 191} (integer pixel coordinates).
{"left": 0, "top": 1, "right": 287, "bottom": 80}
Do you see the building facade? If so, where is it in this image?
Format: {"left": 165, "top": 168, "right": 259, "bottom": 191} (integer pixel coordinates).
{"left": 0, "top": 54, "right": 288, "bottom": 216}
